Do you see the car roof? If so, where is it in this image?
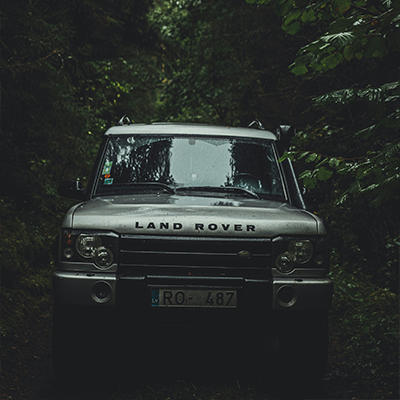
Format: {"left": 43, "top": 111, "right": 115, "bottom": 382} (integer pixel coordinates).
{"left": 104, "top": 122, "right": 278, "bottom": 141}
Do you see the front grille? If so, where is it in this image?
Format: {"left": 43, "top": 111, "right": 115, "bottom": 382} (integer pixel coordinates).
{"left": 119, "top": 234, "right": 271, "bottom": 279}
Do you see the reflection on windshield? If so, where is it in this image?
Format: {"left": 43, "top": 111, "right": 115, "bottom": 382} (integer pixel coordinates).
{"left": 95, "top": 135, "right": 285, "bottom": 200}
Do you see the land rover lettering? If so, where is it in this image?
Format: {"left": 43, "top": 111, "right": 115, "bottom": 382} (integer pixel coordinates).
{"left": 194, "top": 223, "right": 256, "bottom": 232}
{"left": 134, "top": 221, "right": 183, "bottom": 230}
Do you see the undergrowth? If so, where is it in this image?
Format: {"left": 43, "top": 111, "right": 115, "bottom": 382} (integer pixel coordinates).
{"left": 328, "top": 250, "right": 399, "bottom": 399}
{"left": 0, "top": 202, "right": 56, "bottom": 338}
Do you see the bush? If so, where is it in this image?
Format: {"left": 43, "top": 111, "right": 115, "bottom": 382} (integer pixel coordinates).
{"left": 0, "top": 201, "right": 56, "bottom": 338}
{"left": 329, "top": 249, "right": 399, "bottom": 399}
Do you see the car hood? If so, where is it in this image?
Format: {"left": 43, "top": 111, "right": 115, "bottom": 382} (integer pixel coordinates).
{"left": 63, "top": 194, "right": 326, "bottom": 237}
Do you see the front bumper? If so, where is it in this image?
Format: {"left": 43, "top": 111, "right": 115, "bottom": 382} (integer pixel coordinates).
{"left": 53, "top": 271, "right": 117, "bottom": 306}
{"left": 53, "top": 270, "right": 333, "bottom": 311}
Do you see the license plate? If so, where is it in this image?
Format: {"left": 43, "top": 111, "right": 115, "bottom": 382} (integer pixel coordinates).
{"left": 151, "top": 289, "right": 237, "bottom": 308}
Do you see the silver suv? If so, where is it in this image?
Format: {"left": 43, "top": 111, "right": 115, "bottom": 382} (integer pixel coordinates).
{"left": 53, "top": 120, "right": 332, "bottom": 392}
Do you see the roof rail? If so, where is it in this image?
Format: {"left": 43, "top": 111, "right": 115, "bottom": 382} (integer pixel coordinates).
{"left": 247, "top": 120, "right": 266, "bottom": 130}
{"left": 117, "top": 115, "right": 133, "bottom": 126}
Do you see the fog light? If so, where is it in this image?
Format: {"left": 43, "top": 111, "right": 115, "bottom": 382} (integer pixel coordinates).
{"left": 276, "top": 251, "right": 295, "bottom": 273}
{"left": 91, "top": 281, "right": 112, "bottom": 303}
{"left": 63, "top": 247, "right": 74, "bottom": 259}
{"left": 94, "top": 246, "right": 114, "bottom": 269}
{"left": 277, "top": 285, "right": 297, "bottom": 308}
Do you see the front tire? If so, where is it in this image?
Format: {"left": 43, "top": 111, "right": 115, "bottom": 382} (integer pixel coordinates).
{"left": 52, "top": 307, "right": 84, "bottom": 384}
{"left": 52, "top": 306, "right": 115, "bottom": 385}
{"left": 278, "top": 314, "right": 329, "bottom": 398}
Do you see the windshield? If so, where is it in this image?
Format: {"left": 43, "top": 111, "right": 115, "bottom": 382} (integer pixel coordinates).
{"left": 94, "top": 135, "right": 286, "bottom": 200}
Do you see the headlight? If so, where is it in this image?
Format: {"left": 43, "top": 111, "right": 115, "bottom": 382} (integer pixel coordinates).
{"left": 273, "top": 237, "right": 327, "bottom": 274}
{"left": 275, "top": 251, "right": 296, "bottom": 273}
{"left": 94, "top": 246, "right": 114, "bottom": 269}
{"left": 76, "top": 234, "right": 102, "bottom": 258}
{"left": 288, "top": 240, "right": 313, "bottom": 264}
{"left": 59, "top": 230, "right": 118, "bottom": 271}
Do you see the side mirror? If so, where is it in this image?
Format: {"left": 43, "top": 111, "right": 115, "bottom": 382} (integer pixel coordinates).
{"left": 276, "top": 125, "right": 295, "bottom": 154}
{"left": 58, "top": 180, "right": 87, "bottom": 200}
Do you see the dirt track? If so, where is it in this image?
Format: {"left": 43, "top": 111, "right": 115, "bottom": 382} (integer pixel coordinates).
{"left": 1, "top": 304, "right": 356, "bottom": 400}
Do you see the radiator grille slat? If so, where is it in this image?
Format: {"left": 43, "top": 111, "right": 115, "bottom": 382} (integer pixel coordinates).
{"left": 119, "top": 234, "right": 271, "bottom": 279}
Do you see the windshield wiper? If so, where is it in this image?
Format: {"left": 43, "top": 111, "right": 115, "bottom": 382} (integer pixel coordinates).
{"left": 110, "top": 182, "right": 176, "bottom": 194}
{"left": 175, "top": 186, "right": 260, "bottom": 199}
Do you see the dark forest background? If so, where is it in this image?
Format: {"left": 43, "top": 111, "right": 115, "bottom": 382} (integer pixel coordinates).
{"left": 1, "top": 1, "right": 399, "bottom": 399}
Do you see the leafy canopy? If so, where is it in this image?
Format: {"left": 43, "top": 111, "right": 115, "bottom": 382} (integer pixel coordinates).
{"left": 247, "top": 0, "right": 400, "bottom": 209}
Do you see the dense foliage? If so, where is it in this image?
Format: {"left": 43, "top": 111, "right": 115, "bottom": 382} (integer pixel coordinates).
{"left": 150, "top": 0, "right": 311, "bottom": 128}
{"left": 1, "top": 0, "right": 398, "bottom": 398}
{"left": 242, "top": 0, "right": 400, "bottom": 289}
{"left": 1, "top": 0, "right": 161, "bottom": 335}
{"left": 245, "top": 0, "right": 400, "bottom": 397}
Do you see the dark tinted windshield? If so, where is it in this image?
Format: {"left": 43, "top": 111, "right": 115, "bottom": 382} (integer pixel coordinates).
{"left": 95, "top": 135, "right": 286, "bottom": 200}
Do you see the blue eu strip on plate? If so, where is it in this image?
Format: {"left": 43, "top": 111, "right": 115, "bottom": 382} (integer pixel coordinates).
{"left": 151, "top": 288, "right": 159, "bottom": 307}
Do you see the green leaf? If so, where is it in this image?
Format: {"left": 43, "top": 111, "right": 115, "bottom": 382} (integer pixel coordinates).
{"left": 299, "top": 170, "right": 313, "bottom": 179}
{"left": 359, "top": 88, "right": 384, "bottom": 102}
{"left": 316, "top": 158, "right": 329, "bottom": 168}
{"left": 336, "top": 192, "right": 348, "bottom": 205}
{"left": 349, "top": 180, "right": 362, "bottom": 194}
{"left": 332, "top": 0, "right": 351, "bottom": 13}
{"left": 298, "top": 151, "right": 310, "bottom": 160}
{"left": 356, "top": 124, "right": 377, "bottom": 138}
{"left": 303, "top": 175, "right": 318, "bottom": 189}
{"left": 365, "top": 36, "right": 388, "bottom": 59}
{"left": 301, "top": 9, "right": 316, "bottom": 23}
{"left": 306, "top": 153, "right": 319, "bottom": 163}
{"left": 275, "top": 0, "right": 294, "bottom": 17}
{"left": 344, "top": 44, "right": 356, "bottom": 60}
{"left": 291, "top": 64, "right": 308, "bottom": 75}
{"left": 302, "top": 39, "right": 324, "bottom": 54}
{"left": 314, "top": 88, "right": 356, "bottom": 104}
{"left": 329, "top": 158, "right": 341, "bottom": 168}
{"left": 278, "top": 151, "right": 290, "bottom": 162}
{"left": 328, "top": 17, "right": 354, "bottom": 34}
{"left": 317, "top": 166, "right": 334, "bottom": 181}
{"left": 382, "top": 141, "right": 400, "bottom": 158}
{"left": 284, "top": 10, "right": 303, "bottom": 26}
{"left": 283, "top": 21, "right": 301, "bottom": 35}
{"left": 381, "top": 81, "right": 400, "bottom": 91}
{"left": 360, "top": 183, "right": 379, "bottom": 193}
{"left": 321, "top": 32, "right": 356, "bottom": 48}
{"left": 321, "top": 53, "right": 342, "bottom": 69}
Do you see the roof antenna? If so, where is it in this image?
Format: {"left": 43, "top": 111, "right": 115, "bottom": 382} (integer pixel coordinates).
{"left": 247, "top": 120, "right": 266, "bottom": 130}
{"left": 117, "top": 115, "right": 132, "bottom": 126}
